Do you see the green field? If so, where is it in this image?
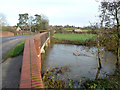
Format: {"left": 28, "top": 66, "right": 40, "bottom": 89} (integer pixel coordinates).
{"left": 82, "top": 29, "right": 89, "bottom": 32}
{"left": 54, "top": 30, "right": 56, "bottom": 33}
{"left": 4, "top": 40, "right": 25, "bottom": 60}
{"left": 66, "top": 30, "right": 73, "bottom": 31}
{"left": 82, "top": 29, "right": 93, "bottom": 32}
{"left": 54, "top": 34, "right": 96, "bottom": 42}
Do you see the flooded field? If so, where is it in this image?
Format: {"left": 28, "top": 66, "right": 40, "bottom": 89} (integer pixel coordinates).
{"left": 41, "top": 44, "right": 117, "bottom": 82}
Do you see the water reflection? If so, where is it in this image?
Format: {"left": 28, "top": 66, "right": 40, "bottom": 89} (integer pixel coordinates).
{"left": 95, "top": 69, "right": 100, "bottom": 80}
{"left": 41, "top": 44, "right": 117, "bottom": 82}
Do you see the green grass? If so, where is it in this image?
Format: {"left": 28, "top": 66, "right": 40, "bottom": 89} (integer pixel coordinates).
{"left": 83, "top": 74, "right": 120, "bottom": 89}
{"left": 82, "top": 29, "right": 92, "bottom": 32}
{"left": 82, "top": 29, "right": 89, "bottom": 32}
{"left": 54, "top": 30, "right": 56, "bottom": 33}
{"left": 66, "top": 30, "right": 73, "bottom": 31}
{"left": 4, "top": 40, "right": 25, "bottom": 60}
{"left": 54, "top": 34, "right": 96, "bottom": 42}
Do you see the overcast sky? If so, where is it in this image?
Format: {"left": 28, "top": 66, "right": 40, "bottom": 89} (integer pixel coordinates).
{"left": 0, "top": 0, "right": 101, "bottom": 27}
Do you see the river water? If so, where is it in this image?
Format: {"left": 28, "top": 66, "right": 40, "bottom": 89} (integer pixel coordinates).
{"left": 41, "top": 44, "right": 117, "bottom": 82}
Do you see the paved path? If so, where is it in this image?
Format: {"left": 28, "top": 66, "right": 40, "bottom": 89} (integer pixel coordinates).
{"left": 0, "top": 35, "right": 33, "bottom": 89}
{"left": 0, "top": 35, "right": 33, "bottom": 60}
{"left": 2, "top": 55, "right": 22, "bottom": 88}
{"left": 1, "top": 35, "right": 33, "bottom": 43}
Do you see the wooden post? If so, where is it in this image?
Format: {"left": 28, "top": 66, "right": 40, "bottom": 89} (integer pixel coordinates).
{"left": 48, "top": 32, "right": 50, "bottom": 47}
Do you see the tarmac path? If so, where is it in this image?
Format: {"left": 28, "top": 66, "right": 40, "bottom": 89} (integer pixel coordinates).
{"left": 0, "top": 35, "right": 33, "bottom": 89}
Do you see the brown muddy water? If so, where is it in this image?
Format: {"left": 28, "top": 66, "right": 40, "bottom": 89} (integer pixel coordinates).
{"left": 41, "top": 44, "right": 117, "bottom": 82}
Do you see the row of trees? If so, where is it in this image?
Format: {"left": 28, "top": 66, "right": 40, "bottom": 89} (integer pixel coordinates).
{"left": 17, "top": 13, "right": 49, "bottom": 32}
{"left": 95, "top": 1, "right": 120, "bottom": 70}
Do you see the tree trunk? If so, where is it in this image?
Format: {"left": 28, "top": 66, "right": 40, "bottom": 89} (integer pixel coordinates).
{"left": 97, "top": 34, "right": 102, "bottom": 69}
{"left": 116, "top": 25, "right": 120, "bottom": 66}
{"left": 115, "top": 8, "right": 120, "bottom": 67}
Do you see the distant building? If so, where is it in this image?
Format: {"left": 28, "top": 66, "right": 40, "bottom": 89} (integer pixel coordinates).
{"left": 73, "top": 29, "right": 82, "bottom": 32}
{"left": 16, "top": 27, "right": 22, "bottom": 31}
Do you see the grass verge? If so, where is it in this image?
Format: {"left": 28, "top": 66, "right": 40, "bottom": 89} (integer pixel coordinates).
{"left": 4, "top": 40, "right": 25, "bottom": 60}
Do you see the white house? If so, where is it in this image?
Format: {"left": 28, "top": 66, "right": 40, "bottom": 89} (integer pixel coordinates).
{"left": 74, "top": 29, "right": 82, "bottom": 32}
{"left": 16, "top": 27, "right": 21, "bottom": 31}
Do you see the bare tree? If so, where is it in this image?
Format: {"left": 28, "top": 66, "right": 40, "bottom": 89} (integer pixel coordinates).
{"left": 89, "top": 22, "right": 102, "bottom": 69}
{"left": 100, "top": 1, "right": 120, "bottom": 66}
{"left": 94, "top": 1, "right": 108, "bottom": 69}
{"left": 0, "top": 13, "right": 8, "bottom": 26}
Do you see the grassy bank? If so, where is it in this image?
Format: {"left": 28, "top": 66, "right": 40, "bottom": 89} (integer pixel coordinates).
{"left": 83, "top": 72, "right": 120, "bottom": 89}
{"left": 42, "top": 66, "right": 120, "bottom": 88}
{"left": 42, "top": 67, "right": 120, "bottom": 88}
{"left": 42, "top": 67, "right": 81, "bottom": 88}
{"left": 52, "top": 34, "right": 96, "bottom": 45}
{"left": 4, "top": 40, "right": 25, "bottom": 60}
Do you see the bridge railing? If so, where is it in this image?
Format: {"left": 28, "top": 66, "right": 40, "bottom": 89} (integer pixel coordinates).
{"left": 20, "top": 32, "right": 50, "bottom": 88}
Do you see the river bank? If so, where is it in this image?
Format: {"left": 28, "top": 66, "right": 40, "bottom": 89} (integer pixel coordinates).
{"left": 82, "top": 71, "right": 120, "bottom": 89}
